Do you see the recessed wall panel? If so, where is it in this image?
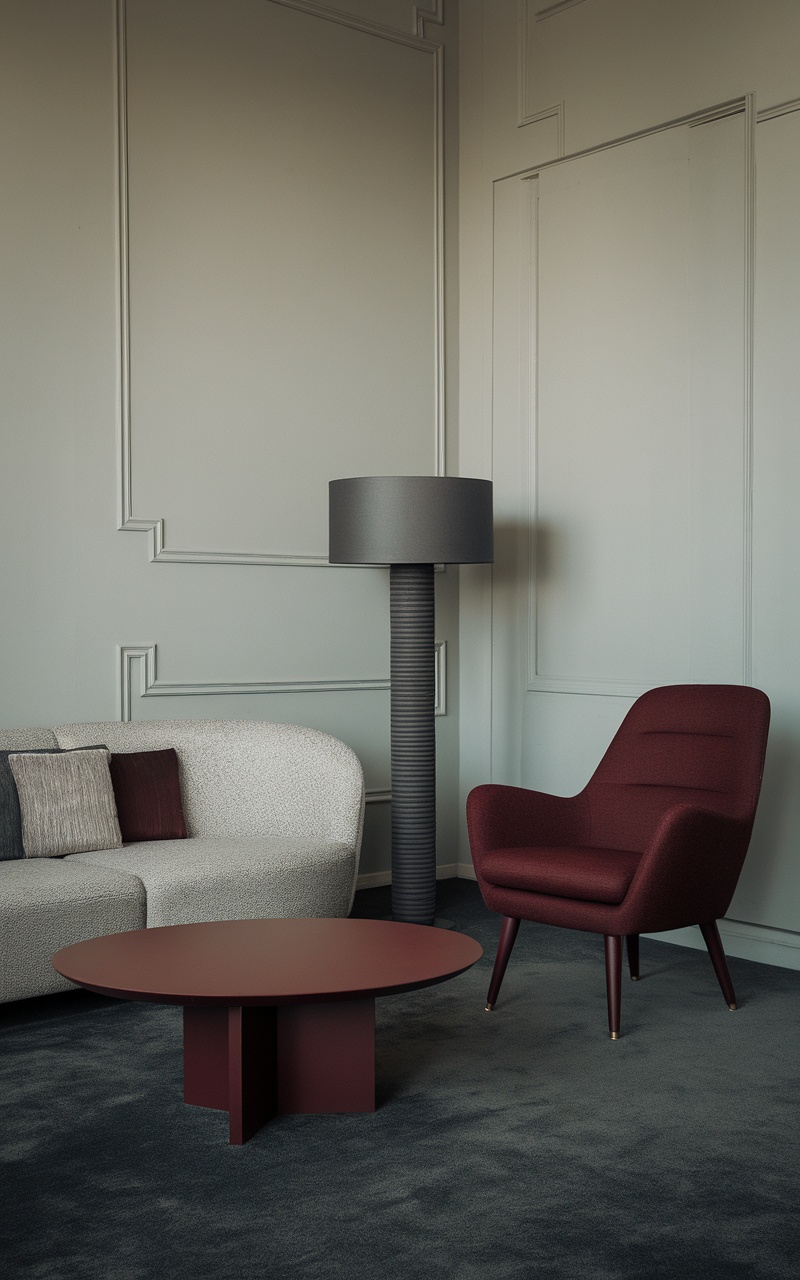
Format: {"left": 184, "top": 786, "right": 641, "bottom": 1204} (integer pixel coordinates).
{"left": 125, "top": 0, "right": 437, "bottom": 559}
{"left": 746, "top": 107, "right": 800, "bottom": 932}
{"left": 531, "top": 116, "right": 746, "bottom": 692}
{"left": 534, "top": 129, "right": 692, "bottom": 686}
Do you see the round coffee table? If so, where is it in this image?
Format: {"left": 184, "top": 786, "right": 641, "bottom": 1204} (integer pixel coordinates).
{"left": 52, "top": 918, "right": 482, "bottom": 1144}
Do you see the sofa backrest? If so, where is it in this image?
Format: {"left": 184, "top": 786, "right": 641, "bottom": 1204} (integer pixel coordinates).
{"left": 54, "top": 719, "right": 364, "bottom": 848}
{"left": 0, "top": 728, "right": 58, "bottom": 751}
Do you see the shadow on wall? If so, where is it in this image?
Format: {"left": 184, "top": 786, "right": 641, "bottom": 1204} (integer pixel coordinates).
{"left": 490, "top": 519, "right": 563, "bottom": 588}
{"left": 737, "top": 727, "right": 798, "bottom": 919}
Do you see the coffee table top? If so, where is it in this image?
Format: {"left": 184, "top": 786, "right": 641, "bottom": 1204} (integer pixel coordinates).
{"left": 52, "top": 918, "right": 483, "bottom": 1006}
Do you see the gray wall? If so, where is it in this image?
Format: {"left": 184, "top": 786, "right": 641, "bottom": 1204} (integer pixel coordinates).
{"left": 7, "top": 0, "right": 800, "bottom": 960}
{"left": 458, "top": 0, "right": 800, "bottom": 969}
{"left": 0, "top": 0, "right": 461, "bottom": 884}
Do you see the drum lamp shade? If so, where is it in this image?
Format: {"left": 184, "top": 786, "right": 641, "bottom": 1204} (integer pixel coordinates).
{"left": 329, "top": 476, "right": 493, "bottom": 566}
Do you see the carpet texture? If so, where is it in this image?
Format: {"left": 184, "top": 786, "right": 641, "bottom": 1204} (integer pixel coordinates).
{"left": 1, "top": 879, "right": 798, "bottom": 1279}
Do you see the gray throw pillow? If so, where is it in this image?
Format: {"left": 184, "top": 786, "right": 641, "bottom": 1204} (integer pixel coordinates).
{"left": 0, "top": 748, "right": 61, "bottom": 861}
{"left": 9, "top": 748, "right": 123, "bottom": 858}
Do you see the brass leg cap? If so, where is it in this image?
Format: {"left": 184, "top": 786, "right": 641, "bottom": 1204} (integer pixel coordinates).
{"left": 728, "top": 1003, "right": 737, "bottom": 1012}
{"left": 485, "top": 1002, "right": 494, "bottom": 1013}
{"left": 610, "top": 1032, "right": 620, "bottom": 1040}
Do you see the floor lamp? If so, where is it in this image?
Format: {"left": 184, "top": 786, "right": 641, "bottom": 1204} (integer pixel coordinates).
{"left": 329, "top": 476, "right": 494, "bottom": 927}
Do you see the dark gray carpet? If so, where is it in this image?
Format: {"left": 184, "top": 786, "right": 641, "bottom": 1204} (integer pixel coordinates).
{"left": 1, "top": 879, "right": 798, "bottom": 1280}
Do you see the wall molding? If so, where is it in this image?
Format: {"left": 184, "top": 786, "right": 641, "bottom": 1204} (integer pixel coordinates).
{"left": 526, "top": 678, "right": 653, "bottom": 700}
{"left": 502, "top": 96, "right": 749, "bottom": 185}
{"left": 517, "top": 2, "right": 565, "bottom": 145}
{"left": 414, "top": 1, "right": 444, "bottom": 38}
{"left": 742, "top": 93, "right": 756, "bottom": 685}
{"left": 518, "top": 101, "right": 566, "bottom": 149}
{"left": 757, "top": 95, "right": 800, "bottom": 122}
{"left": 495, "top": 96, "right": 756, "bottom": 699}
{"left": 114, "top": 0, "right": 445, "bottom": 568}
{"left": 270, "top": 0, "right": 443, "bottom": 42}
{"left": 117, "top": 641, "right": 447, "bottom": 721}
{"left": 117, "top": 644, "right": 387, "bottom": 722}
{"left": 533, "top": 0, "right": 589, "bottom": 19}
{"left": 435, "top": 639, "right": 448, "bottom": 717}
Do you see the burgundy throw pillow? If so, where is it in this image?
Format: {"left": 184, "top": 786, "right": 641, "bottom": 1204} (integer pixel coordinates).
{"left": 109, "top": 748, "right": 188, "bottom": 843}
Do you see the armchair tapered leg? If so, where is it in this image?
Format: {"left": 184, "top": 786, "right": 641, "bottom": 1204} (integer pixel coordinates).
{"left": 700, "top": 921, "right": 737, "bottom": 1011}
{"left": 604, "top": 935, "right": 623, "bottom": 1039}
{"left": 626, "top": 934, "right": 640, "bottom": 981}
{"left": 485, "top": 916, "right": 520, "bottom": 1012}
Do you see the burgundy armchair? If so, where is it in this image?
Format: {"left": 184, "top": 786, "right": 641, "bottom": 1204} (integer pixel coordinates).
{"left": 466, "top": 685, "right": 770, "bottom": 1038}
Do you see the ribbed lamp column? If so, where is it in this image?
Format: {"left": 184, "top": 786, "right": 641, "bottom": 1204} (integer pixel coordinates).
{"left": 329, "top": 476, "right": 493, "bottom": 927}
{"left": 390, "top": 563, "right": 436, "bottom": 923}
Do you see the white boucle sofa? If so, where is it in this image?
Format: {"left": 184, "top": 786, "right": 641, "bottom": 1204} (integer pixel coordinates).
{"left": 0, "top": 719, "right": 365, "bottom": 1004}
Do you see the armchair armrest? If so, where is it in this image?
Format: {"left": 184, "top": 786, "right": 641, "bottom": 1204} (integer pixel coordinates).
{"left": 622, "top": 804, "right": 752, "bottom": 933}
{"left": 466, "top": 784, "right": 589, "bottom": 860}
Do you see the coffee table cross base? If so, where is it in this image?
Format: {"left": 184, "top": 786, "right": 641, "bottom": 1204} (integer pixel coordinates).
{"left": 52, "top": 917, "right": 482, "bottom": 1146}
{"left": 183, "top": 1001, "right": 376, "bottom": 1144}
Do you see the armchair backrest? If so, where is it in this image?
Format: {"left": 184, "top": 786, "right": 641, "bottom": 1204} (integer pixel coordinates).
{"left": 585, "top": 685, "right": 770, "bottom": 853}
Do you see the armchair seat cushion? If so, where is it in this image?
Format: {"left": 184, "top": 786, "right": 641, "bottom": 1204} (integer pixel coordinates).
{"left": 481, "top": 845, "right": 642, "bottom": 905}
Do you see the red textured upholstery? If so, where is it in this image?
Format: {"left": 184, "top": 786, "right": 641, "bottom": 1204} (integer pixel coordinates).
{"left": 481, "top": 846, "right": 641, "bottom": 904}
{"left": 467, "top": 685, "right": 770, "bottom": 1036}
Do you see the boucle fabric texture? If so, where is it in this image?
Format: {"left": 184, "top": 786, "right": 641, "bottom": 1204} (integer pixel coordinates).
{"left": 0, "top": 857, "right": 145, "bottom": 1002}
{"left": 9, "top": 748, "right": 123, "bottom": 859}
{"left": 0, "top": 727, "right": 58, "bottom": 751}
{"left": 55, "top": 720, "right": 365, "bottom": 851}
{"left": 109, "top": 748, "right": 188, "bottom": 842}
{"left": 0, "top": 718, "right": 364, "bottom": 1003}
{"left": 68, "top": 834, "right": 356, "bottom": 927}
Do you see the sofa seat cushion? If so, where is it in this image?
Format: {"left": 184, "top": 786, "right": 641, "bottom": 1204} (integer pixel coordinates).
{"left": 66, "top": 835, "right": 358, "bottom": 928}
{"left": 0, "top": 858, "right": 145, "bottom": 1003}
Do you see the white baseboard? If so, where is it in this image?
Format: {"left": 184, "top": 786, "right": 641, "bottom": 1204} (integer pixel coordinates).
{"left": 355, "top": 862, "right": 475, "bottom": 891}
{"left": 457, "top": 865, "right": 800, "bottom": 972}
{"left": 357, "top": 869, "right": 800, "bottom": 972}
{"left": 355, "top": 869, "right": 392, "bottom": 890}
{"left": 644, "top": 918, "right": 800, "bottom": 972}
